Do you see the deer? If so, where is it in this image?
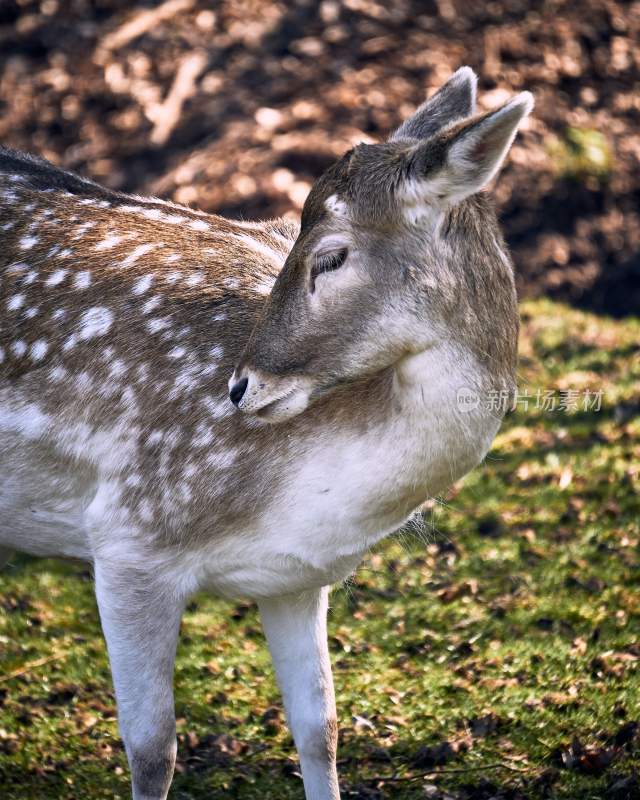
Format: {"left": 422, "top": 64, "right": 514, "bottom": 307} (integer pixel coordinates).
{"left": 0, "top": 68, "right": 532, "bottom": 800}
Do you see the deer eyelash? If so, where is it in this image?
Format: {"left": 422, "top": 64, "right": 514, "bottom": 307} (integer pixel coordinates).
{"left": 310, "top": 248, "right": 348, "bottom": 291}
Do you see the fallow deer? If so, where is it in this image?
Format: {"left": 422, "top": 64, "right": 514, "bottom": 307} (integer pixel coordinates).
{"left": 0, "top": 68, "right": 532, "bottom": 800}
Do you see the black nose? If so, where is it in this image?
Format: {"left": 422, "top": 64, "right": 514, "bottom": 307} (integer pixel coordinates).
{"left": 229, "top": 376, "right": 249, "bottom": 407}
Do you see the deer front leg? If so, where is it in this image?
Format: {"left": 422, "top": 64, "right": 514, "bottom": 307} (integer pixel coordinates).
{"left": 94, "top": 560, "right": 184, "bottom": 800}
{"left": 259, "top": 586, "right": 340, "bottom": 800}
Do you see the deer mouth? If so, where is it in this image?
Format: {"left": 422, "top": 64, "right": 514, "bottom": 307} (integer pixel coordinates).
{"left": 228, "top": 369, "right": 312, "bottom": 423}
{"left": 254, "top": 385, "right": 310, "bottom": 422}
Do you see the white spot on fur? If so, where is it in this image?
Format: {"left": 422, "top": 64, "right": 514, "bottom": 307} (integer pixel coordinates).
{"left": 79, "top": 307, "right": 113, "bottom": 340}
{"left": 165, "top": 254, "right": 181, "bottom": 265}
{"left": 185, "top": 273, "right": 204, "bottom": 287}
{"left": 24, "top": 307, "right": 39, "bottom": 319}
{"left": 146, "top": 317, "right": 171, "bottom": 334}
{"left": 192, "top": 422, "right": 214, "bottom": 448}
{"left": 97, "top": 381, "right": 119, "bottom": 400}
{"left": 72, "top": 221, "right": 96, "bottom": 238}
{"left": 164, "top": 428, "right": 181, "bottom": 449}
{"left": 74, "top": 271, "right": 91, "bottom": 289}
{"left": 201, "top": 362, "right": 218, "bottom": 377}
{"left": 140, "top": 208, "right": 188, "bottom": 225}
{"left": 46, "top": 269, "right": 68, "bottom": 286}
{"left": 168, "top": 364, "right": 200, "bottom": 399}
{"left": 203, "top": 396, "right": 232, "bottom": 419}
{"left": 178, "top": 483, "right": 192, "bottom": 504}
{"left": 189, "top": 219, "right": 210, "bottom": 232}
{"left": 30, "top": 340, "right": 48, "bottom": 361}
{"left": 110, "top": 359, "right": 127, "bottom": 378}
{"left": 52, "top": 309, "right": 67, "bottom": 321}
{"left": 167, "top": 346, "right": 186, "bottom": 359}
{"left": 20, "top": 235, "right": 39, "bottom": 249}
{"left": 95, "top": 233, "right": 124, "bottom": 251}
{"left": 123, "top": 243, "right": 158, "bottom": 268}
{"left": 141, "top": 295, "right": 162, "bottom": 314}
{"left": 7, "top": 294, "right": 25, "bottom": 311}
{"left": 10, "top": 340, "right": 27, "bottom": 357}
{"left": 75, "top": 371, "right": 93, "bottom": 392}
{"left": 146, "top": 430, "right": 164, "bottom": 446}
{"left": 120, "top": 385, "right": 136, "bottom": 410}
{"left": 183, "top": 462, "right": 198, "bottom": 479}
{"left": 49, "top": 366, "right": 67, "bottom": 382}
{"left": 132, "top": 274, "right": 154, "bottom": 295}
{"left": 206, "top": 449, "right": 237, "bottom": 470}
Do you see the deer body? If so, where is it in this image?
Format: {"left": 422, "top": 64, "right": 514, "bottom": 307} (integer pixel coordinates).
{"left": 0, "top": 69, "right": 532, "bottom": 800}
{"left": 0, "top": 184, "right": 499, "bottom": 596}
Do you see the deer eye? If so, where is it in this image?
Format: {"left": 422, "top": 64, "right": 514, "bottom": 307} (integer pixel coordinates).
{"left": 310, "top": 247, "right": 348, "bottom": 291}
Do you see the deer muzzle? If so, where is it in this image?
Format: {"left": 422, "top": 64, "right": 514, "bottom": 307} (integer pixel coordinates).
{"left": 228, "top": 367, "right": 312, "bottom": 423}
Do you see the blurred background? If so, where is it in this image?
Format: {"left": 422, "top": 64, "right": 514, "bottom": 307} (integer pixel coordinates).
{"left": 0, "top": 0, "right": 638, "bottom": 316}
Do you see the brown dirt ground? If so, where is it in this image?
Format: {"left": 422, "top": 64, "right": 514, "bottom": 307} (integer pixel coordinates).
{"left": 0, "top": 0, "right": 638, "bottom": 316}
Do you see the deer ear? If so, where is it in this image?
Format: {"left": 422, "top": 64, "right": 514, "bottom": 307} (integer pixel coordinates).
{"left": 407, "top": 91, "right": 534, "bottom": 206}
{"left": 390, "top": 66, "right": 477, "bottom": 142}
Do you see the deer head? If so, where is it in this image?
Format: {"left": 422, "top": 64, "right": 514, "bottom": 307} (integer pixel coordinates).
{"left": 229, "top": 68, "right": 533, "bottom": 422}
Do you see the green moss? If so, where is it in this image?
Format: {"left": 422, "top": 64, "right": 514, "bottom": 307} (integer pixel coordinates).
{"left": 548, "top": 127, "right": 613, "bottom": 181}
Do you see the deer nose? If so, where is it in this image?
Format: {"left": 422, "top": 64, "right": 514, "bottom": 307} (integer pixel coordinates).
{"left": 229, "top": 376, "right": 249, "bottom": 407}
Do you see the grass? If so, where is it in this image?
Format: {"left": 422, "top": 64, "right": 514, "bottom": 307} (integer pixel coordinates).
{"left": 1, "top": 298, "right": 639, "bottom": 799}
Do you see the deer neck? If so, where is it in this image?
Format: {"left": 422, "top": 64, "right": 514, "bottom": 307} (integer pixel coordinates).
{"left": 392, "top": 343, "right": 473, "bottom": 413}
